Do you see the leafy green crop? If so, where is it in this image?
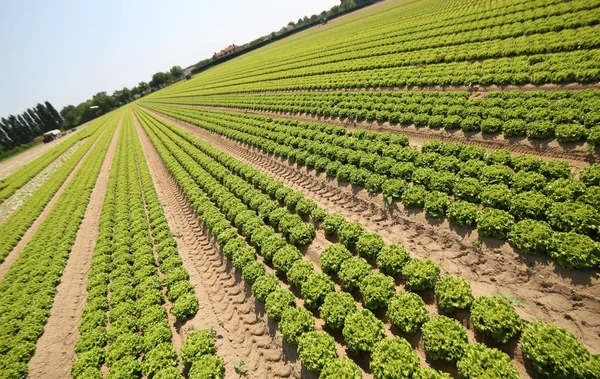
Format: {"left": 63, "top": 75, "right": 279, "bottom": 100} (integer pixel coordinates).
{"left": 422, "top": 316, "right": 468, "bottom": 362}
{"left": 370, "top": 337, "right": 420, "bottom": 379}
{"left": 434, "top": 275, "right": 474, "bottom": 313}
{"left": 456, "top": 343, "right": 519, "bottom": 379}
{"left": 470, "top": 296, "right": 522, "bottom": 343}
{"left": 297, "top": 331, "right": 337, "bottom": 372}
{"left": 342, "top": 309, "right": 385, "bottom": 353}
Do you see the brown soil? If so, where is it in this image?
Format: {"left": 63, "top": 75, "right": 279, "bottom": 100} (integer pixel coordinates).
{"left": 27, "top": 117, "right": 122, "bottom": 379}
{"left": 0, "top": 131, "right": 106, "bottom": 281}
{"left": 147, "top": 109, "right": 600, "bottom": 362}
{"left": 0, "top": 140, "right": 85, "bottom": 225}
{"left": 188, "top": 105, "right": 596, "bottom": 167}
{"left": 132, "top": 112, "right": 301, "bottom": 378}
{"left": 0, "top": 118, "right": 97, "bottom": 181}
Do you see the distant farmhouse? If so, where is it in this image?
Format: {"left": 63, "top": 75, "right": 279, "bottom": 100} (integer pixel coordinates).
{"left": 213, "top": 44, "right": 240, "bottom": 59}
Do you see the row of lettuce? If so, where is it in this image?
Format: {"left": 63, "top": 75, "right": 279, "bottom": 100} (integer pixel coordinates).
{"left": 134, "top": 107, "right": 599, "bottom": 379}
{"left": 147, "top": 89, "right": 600, "bottom": 145}
{"left": 179, "top": 0, "right": 596, "bottom": 91}
{"left": 71, "top": 112, "right": 222, "bottom": 379}
{"left": 145, "top": 104, "right": 600, "bottom": 269}
{"left": 0, "top": 113, "right": 119, "bottom": 378}
{"left": 0, "top": 120, "right": 100, "bottom": 203}
{"left": 155, "top": 0, "right": 600, "bottom": 97}
{"left": 0, "top": 116, "right": 112, "bottom": 263}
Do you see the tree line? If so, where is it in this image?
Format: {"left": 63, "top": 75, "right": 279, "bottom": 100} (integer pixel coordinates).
{"left": 0, "top": 66, "right": 185, "bottom": 153}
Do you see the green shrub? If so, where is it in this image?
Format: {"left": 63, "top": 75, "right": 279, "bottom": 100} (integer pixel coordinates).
{"left": 339, "top": 257, "right": 372, "bottom": 290}
{"left": 412, "top": 368, "right": 453, "bottom": 379}
{"left": 511, "top": 171, "right": 546, "bottom": 193}
{"left": 509, "top": 191, "right": 550, "bottom": 220}
{"left": 508, "top": 219, "right": 554, "bottom": 255}
{"left": 286, "top": 260, "right": 315, "bottom": 289}
{"left": 272, "top": 245, "right": 302, "bottom": 274}
{"left": 320, "top": 358, "right": 362, "bottom": 379}
{"left": 181, "top": 330, "right": 216, "bottom": 366}
{"left": 141, "top": 343, "right": 178, "bottom": 378}
{"left": 296, "top": 198, "right": 317, "bottom": 216}
{"left": 231, "top": 246, "right": 256, "bottom": 270}
{"left": 550, "top": 232, "right": 600, "bottom": 269}
{"left": 376, "top": 244, "right": 411, "bottom": 276}
{"left": 301, "top": 273, "right": 335, "bottom": 309}
{"left": 546, "top": 201, "right": 600, "bottom": 235}
{"left": 447, "top": 200, "right": 478, "bottom": 228}
{"left": 322, "top": 213, "right": 345, "bottom": 235}
{"left": 401, "top": 259, "right": 440, "bottom": 291}
{"left": 356, "top": 232, "right": 385, "bottom": 259}
{"left": 107, "top": 357, "right": 140, "bottom": 379}
{"left": 251, "top": 274, "right": 280, "bottom": 301}
{"left": 503, "top": 119, "right": 527, "bottom": 137}
{"left": 260, "top": 235, "right": 287, "bottom": 261}
{"left": 342, "top": 309, "right": 385, "bottom": 353}
{"left": 241, "top": 261, "right": 265, "bottom": 286}
{"left": 480, "top": 165, "right": 513, "bottom": 186}
{"left": 424, "top": 191, "right": 451, "bottom": 218}
{"left": 370, "top": 337, "right": 420, "bottom": 379}
{"left": 339, "top": 221, "right": 365, "bottom": 248}
{"left": 172, "top": 293, "right": 198, "bottom": 321}
{"left": 311, "top": 208, "right": 327, "bottom": 223}
{"left": 386, "top": 292, "right": 429, "bottom": 334}
{"left": 476, "top": 208, "right": 515, "bottom": 239}
{"left": 319, "top": 292, "right": 357, "bottom": 331}
{"left": 188, "top": 355, "right": 224, "bottom": 379}
{"left": 521, "top": 322, "right": 592, "bottom": 379}
{"left": 545, "top": 178, "right": 586, "bottom": 202}
{"left": 456, "top": 343, "right": 519, "bottom": 379}
{"left": 479, "top": 184, "right": 512, "bottom": 210}
{"left": 434, "top": 275, "right": 473, "bottom": 313}
{"left": 278, "top": 307, "right": 315, "bottom": 346}
{"left": 470, "top": 296, "right": 522, "bottom": 343}
{"left": 402, "top": 185, "right": 427, "bottom": 208}
{"left": 588, "top": 125, "right": 600, "bottom": 145}
{"left": 541, "top": 159, "right": 571, "bottom": 180}
{"left": 359, "top": 273, "right": 395, "bottom": 310}
{"left": 297, "top": 331, "right": 337, "bottom": 372}
{"left": 579, "top": 186, "right": 600, "bottom": 209}
{"left": 382, "top": 179, "right": 408, "bottom": 203}
{"left": 422, "top": 316, "right": 468, "bottom": 362}
{"left": 485, "top": 149, "right": 512, "bottom": 166}
{"left": 320, "top": 244, "right": 352, "bottom": 274}
{"left": 580, "top": 164, "right": 600, "bottom": 186}
{"left": 555, "top": 124, "right": 587, "bottom": 143}
{"left": 289, "top": 223, "right": 316, "bottom": 246}
{"left": 527, "top": 120, "right": 555, "bottom": 139}
{"left": 453, "top": 177, "right": 481, "bottom": 203}
{"left": 265, "top": 288, "right": 296, "bottom": 321}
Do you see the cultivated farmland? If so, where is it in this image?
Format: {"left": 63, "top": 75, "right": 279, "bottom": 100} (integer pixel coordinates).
{"left": 1, "top": 0, "right": 599, "bottom": 378}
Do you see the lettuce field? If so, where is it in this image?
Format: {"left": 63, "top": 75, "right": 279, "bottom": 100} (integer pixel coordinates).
{"left": 0, "top": 0, "right": 599, "bottom": 378}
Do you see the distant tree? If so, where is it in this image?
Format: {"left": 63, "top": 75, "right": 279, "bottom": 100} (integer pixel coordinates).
{"left": 137, "top": 81, "right": 150, "bottom": 94}
{"left": 113, "top": 87, "right": 132, "bottom": 105}
{"left": 35, "top": 103, "right": 58, "bottom": 132}
{"left": 297, "top": 18, "right": 303, "bottom": 25}
{"left": 310, "top": 14, "right": 318, "bottom": 22}
{"left": 21, "top": 111, "right": 41, "bottom": 135}
{"left": 340, "top": 0, "right": 356, "bottom": 10}
{"left": 60, "top": 105, "right": 76, "bottom": 119}
{"left": 91, "top": 92, "right": 116, "bottom": 114}
{"left": 17, "top": 115, "right": 35, "bottom": 140}
{"left": 0, "top": 121, "right": 13, "bottom": 150}
{"left": 150, "top": 72, "right": 168, "bottom": 89}
{"left": 45, "top": 101, "right": 62, "bottom": 128}
{"left": 26, "top": 108, "right": 44, "bottom": 132}
{"left": 288, "top": 21, "right": 295, "bottom": 26}
{"left": 169, "top": 66, "right": 184, "bottom": 80}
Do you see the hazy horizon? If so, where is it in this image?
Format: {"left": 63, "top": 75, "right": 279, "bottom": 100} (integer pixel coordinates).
{"left": 0, "top": 0, "right": 339, "bottom": 116}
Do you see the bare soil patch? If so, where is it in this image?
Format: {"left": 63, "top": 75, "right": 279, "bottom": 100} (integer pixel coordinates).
{"left": 0, "top": 131, "right": 106, "bottom": 281}
{"left": 0, "top": 140, "right": 85, "bottom": 225}
{"left": 149, "top": 109, "right": 600, "bottom": 359}
{"left": 133, "top": 112, "right": 301, "bottom": 379}
{"left": 0, "top": 118, "right": 96, "bottom": 181}
{"left": 27, "top": 118, "right": 121, "bottom": 379}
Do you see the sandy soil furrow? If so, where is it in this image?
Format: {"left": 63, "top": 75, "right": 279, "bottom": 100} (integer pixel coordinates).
{"left": 27, "top": 117, "right": 121, "bottom": 379}
{"left": 0, "top": 118, "right": 98, "bottom": 181}
{"left": 0, "top": 129, "right": 107, "bottom": 281}
{"left": 133, "top": 112, "right": 301, "bottom": 379}
{"left": 0, "top": 140, "right": 86, "bottom": 225}
{"left": 148, "top": 109, "right": 600, "bottom": 356}
{"left": 179, "top": 105, "right": 595, "bottom": 167}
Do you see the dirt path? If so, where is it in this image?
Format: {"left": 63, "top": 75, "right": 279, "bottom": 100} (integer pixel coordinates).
{"left": 148, "top": 109, "right": 600, "bottom": 355}
{"left": 0, "top": 140, "right": 85, "bottom": 225}
{"left": 0, "top": 118, "right": 96, "bottom": 181}
{"left": 0, "top": 130, "right": 106, "bottom": 281}
{"left": 185, "top": 105, "right": 595, "bottom": 167}
{"left": 133, "top": 112, "right": 301, "bottom": 379}
{"left": 27, "top": 117, "right": 121, "bottom": 379}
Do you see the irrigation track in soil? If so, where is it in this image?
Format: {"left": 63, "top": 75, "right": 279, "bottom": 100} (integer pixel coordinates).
{"left": 133, "top": 111, "right": 301, "bottom": 379}
{"left": 165, "top": 104, "right": 596, "bottom": 167}
{"left": 146, "top": 107, "right": 600, "bottom": 356}
{"left": 27, "top": 116, "right": 122, "bottom": 379}
{"left": 0, "top": 127, "right": 109, "bottom": 281}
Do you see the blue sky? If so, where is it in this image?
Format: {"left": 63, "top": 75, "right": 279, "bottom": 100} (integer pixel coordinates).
{"left": 0, "top": 0, "right": 339, "bottom": 116}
